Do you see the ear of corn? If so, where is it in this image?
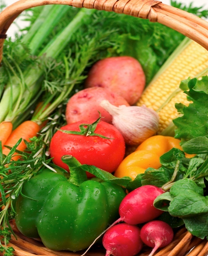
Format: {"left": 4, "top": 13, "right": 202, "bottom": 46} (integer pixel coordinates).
{"left": 137, "top": 37, "right": 208, "bottom": 134}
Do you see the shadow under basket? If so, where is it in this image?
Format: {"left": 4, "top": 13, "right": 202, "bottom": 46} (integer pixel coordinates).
{"left": 1, "top": 0, "right": 208, "bottom": 256}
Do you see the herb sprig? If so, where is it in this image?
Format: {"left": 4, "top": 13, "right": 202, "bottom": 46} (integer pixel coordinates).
{"left": 0, "top": 106, "right": 65, "bottom": 255}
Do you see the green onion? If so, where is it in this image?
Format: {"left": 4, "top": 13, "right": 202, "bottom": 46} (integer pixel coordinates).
{"left": 0, "top": 8, "right": 95, "bottom": 123}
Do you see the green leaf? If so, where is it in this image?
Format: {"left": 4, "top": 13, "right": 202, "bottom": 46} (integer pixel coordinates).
{"left": 169, "top": 179, "right": 204, "bottom": 197}
{"left": 182, "top": 136, "right": 208, "bottom": 154}
{"left": 141, "top": 167, "right": 173, "bottom": 187}
{"left": 3, "top": 139, "right": 22, "bottom": 164}
{"left": 169, "top": 191, "right": 208, "bottom": 217}
{"left": 195, "top": 177, "right": 205, "bottom": 188}
{"left": 174, "top": 77, "right": 208, "bottom": 141}
{"left": 158, "top": 212, "right": 184, "bottom": 228}
{"left": 179, "top": 78, "right": 191, "bottom": 91}
{"left": 0, "top": 184, "right": 6, "bottom": 205}
{"left": 183, "top": 213, "right": 208, "bottom": 239}
{"left": 126, "top": 173, "right": 143, "bottom": 191}
{"left": 160, "top": 148, "right": 185, "bottom": 168}
{"left": 111, "top": 34, "right": 158, "bottom": 85}
{"left": 193, "top": 157, "right": 208, "bottom": 180}
{"left": 193, "top": 76, "right": 208, "bottom": 94}
{"left": 154, "top": 192, "right": 173, "bottom": 211}
{"left": 57, "top": 115, "right": 112, "bottom": 139}
{"left": 185, "top": 157, "right": 205, "bottom": 178}
{"left": 81, "top": 165, "right": 131, "bottom": 187}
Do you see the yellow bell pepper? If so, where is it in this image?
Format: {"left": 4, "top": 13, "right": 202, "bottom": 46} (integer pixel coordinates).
{"left": 114, "top": 135, "right": 194, "bottom": 180}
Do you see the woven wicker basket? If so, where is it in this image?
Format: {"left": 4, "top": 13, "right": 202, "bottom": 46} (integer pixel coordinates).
{"left": 0, "top": 0, "right": 208, "bottom": 255}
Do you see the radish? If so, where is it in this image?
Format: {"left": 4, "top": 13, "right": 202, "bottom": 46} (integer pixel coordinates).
{"left": 118, "top": 185, "right": 164, "bottom": 225}
{"left": 140, "top": 220, "right": 174, "bottom": 256}
{"left": 102, "top": 223, "right": 143, "bottom": 256}
{"left": 81, "top": 185, "right": 164, "bottom": 256}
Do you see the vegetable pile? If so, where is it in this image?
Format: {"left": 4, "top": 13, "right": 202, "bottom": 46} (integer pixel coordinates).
{"left": 1, "top": 1, "right": 208, "bottom": 256}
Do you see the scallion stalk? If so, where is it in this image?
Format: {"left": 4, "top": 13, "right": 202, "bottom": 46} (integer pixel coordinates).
{"left": 21, "top": 5, "right": 54, "bottom": 46}
{"left": 0, "top": 8, "right": 95, "bottom": 123}
{"left": 27, "top": 5, "right": 72, "bottom": 55}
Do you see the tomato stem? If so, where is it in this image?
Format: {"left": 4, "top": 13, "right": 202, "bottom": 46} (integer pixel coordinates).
{"left": 58, "top": 115, "right": 113, "bottom": 139}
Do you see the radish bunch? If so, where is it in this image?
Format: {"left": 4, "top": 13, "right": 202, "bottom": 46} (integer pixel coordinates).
{"left": 102, "top": 185, "right": 174, "bottom": 256}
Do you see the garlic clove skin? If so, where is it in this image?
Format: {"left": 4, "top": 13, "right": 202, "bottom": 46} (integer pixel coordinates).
{"left": 100, "top": 100, "right": 159, "bottom": 146}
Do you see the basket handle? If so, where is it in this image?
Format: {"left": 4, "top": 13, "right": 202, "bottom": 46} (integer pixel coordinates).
{"left": 0, "top": 0, "right": 208, "bottom": 63}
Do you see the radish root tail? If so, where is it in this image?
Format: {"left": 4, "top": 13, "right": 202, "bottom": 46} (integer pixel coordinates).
{"left": 81, "top": 217, "right": 123, "bottom": 256}
{"left": 149, "top": 243, "right": 161, "bottom": 256}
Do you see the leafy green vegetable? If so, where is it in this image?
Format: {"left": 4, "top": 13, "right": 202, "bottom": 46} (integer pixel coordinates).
{"left": 182, "top": 136, "right": 208, "bottom": 154}
{"left": 158, "top": 212, "right": 184, "bottom": 228}
{"left": 141, "top": 167, "right": 173, "bottom": 187}
{"left": 183, "top": 214, "right": 208, "bottom": 239}
{"left": 154, "top": 192, "right": 173, "bottom": 211}
{"left": 174, "top": 77, "right": 208, "bottom": 142}
{"left": 154, "top": 179, "right": 208, "bottom": 239}
{"left": 169, "top": 191, "right": 208, "bottom": 217}
{"left": 1, "top": 0, "right": 208, "bottom": 252}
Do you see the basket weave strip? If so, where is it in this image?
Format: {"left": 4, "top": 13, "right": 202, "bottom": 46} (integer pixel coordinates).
{"left": 5, "top": 221, "right": 207, "bottom": 256}
{"left": 0, "top": 0, "right": 208, "bottom": 63}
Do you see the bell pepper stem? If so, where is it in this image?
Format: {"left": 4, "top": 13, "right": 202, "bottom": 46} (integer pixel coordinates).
{"left": 61, "top": 155, "right": 88, "bottom": 186}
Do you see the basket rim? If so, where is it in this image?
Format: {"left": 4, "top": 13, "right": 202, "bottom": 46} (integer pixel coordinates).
{"left": 0, "top": 0, "right": 208, "bottom": 65}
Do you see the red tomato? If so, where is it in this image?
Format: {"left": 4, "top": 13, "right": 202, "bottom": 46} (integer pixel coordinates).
{"left": 49, "top": 120, "right": 125, "bottom": 175}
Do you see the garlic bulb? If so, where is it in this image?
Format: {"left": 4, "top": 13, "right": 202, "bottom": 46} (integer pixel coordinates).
{"left": 100, "top": 100, "right": 159, "bottom": 146}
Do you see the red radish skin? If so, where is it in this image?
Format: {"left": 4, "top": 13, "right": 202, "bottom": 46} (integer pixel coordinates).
{"left": 81, "top": 185, "right": 164, "bottom": 256}
{"left": 102, "top": 223, "right": 143, "bottom": 256}
{"left": 118, "top": 185, "right": 164, "bottom": 225}
{"left": 140, "top": 220, "right": 174, "bottom": 256}
{"left": 85, "top": 56, "right": 146, "bottom": 105}
{"left": 65, "top": 87, "right": 129, "bottom": 124}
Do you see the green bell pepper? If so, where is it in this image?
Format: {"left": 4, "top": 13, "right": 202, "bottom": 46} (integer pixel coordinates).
{"left": 15, "top": 156, "right": 126, "bottom": 252}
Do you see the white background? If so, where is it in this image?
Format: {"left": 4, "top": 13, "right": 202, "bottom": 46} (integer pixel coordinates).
{"left": 3, "top": 0, "right": 208, "bottom": 38}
